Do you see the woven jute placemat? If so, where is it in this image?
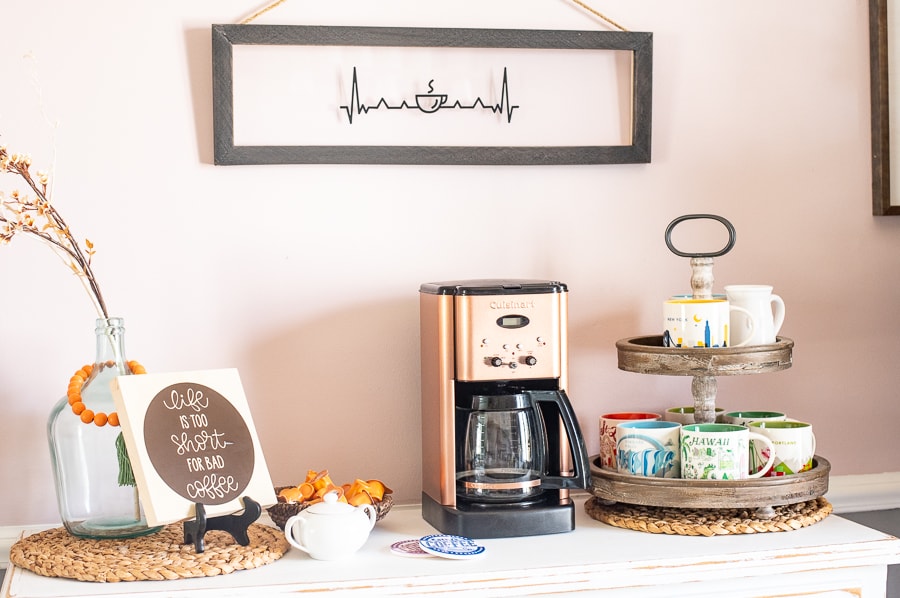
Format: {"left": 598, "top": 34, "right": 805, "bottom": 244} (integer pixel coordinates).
{"left": 9, "top": 522, "right": 289, "bottom": 583}
{"left": 585, "top": 496, "right": 833, "bottom": 537}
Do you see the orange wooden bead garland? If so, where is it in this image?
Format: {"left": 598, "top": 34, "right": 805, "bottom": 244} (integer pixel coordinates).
{"left": 67, "top": 360, "right": 146, "bottom": 427}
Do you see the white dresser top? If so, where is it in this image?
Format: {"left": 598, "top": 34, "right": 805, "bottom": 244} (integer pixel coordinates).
{"left": 3, "top": 494, "right": 900, "bottom": 597}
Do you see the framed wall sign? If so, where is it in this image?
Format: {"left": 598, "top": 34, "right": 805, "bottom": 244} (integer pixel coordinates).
{"left": 111, "top": 368, "right": 276, "bottom": 526}
{"left": 212, "top": 25, "right": 653, "bottom": 166}
{"left": 871, "top": 0, "right": 900, "bottom": 214}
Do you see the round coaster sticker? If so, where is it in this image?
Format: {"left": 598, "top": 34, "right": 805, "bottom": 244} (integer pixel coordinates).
{"left": 390, "top": 538, "right": 432, "bottom": 558}
{"left": 143, "top": 382, "right": 254, "bottom": 505}
{"left": 418, "top": 534, "right": 486, "bottom": 559}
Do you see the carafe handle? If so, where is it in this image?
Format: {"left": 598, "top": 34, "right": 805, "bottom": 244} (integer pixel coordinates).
{"left": 529, "top": 390, "right": 590, "bottom": 490}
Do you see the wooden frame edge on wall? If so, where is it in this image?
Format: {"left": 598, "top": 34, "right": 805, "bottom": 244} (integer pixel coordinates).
{"left": 211, "top": 24, "right": 653, "bottom": 166}
{"left": 870, "top": 0, "right": 900, "bottom": 214}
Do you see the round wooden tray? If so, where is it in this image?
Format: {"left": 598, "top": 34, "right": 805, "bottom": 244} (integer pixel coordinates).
{"left": 589, "top": 453, "right": 830, "bottom": 510}
{"left": 616, "top": 335, "right": 794, "bottom": 377}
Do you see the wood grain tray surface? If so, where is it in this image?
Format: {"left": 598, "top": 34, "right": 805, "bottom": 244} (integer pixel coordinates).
{"left": 616, "top": 335, "right": 794, "bottom": 376}
{"left": 590, "top": 454, "right": 830, "bottom": 509}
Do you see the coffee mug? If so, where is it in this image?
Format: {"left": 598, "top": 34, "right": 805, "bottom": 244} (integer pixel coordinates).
{"left": 723, "top": 411, "right": 786, "bottom": 426}
{"left": 616, "top": 420, "right": 681, "bottom": 478}
{"left": 664, "top": 406, "right": 725, "bottom": 424}
{"left": 680, "top": 423, "right": 776, "bottom": 480}
{"left": 599, "top": 412, "right": 661, "bottom": 470}
{"left": 662, "top": 298, "right": 756, "bottom": 348}
{"left": 669, "top": 293, "right": 726, "bottom": 300}
{"left": 724, "top": 285, "right": 786, "bottom": 346}
{"left": 749, "top": 420, "right": 816, "bottom": 476}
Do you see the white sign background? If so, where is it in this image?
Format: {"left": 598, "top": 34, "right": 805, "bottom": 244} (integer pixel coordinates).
{"left": 112, "top": 368, "right": 276, "bottom": 527}
{"left": 231, "top": 45, "right": 631, "bottom": 147}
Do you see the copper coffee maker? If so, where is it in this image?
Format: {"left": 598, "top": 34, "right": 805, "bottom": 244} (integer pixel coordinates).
{"left": 419, "top": 279, "right": 590, "bottom": 538}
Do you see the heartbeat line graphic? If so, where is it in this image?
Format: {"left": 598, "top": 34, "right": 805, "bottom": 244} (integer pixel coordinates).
{"left": 339, "top": 67, "right": 520, "bottom": 124}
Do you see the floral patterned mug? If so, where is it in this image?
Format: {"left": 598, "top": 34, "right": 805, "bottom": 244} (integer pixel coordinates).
{"left": 598, "top": 412, "right": 660, "bottom": 471}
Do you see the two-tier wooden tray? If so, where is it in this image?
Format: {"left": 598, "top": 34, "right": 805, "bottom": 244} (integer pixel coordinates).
{"left": 592, "top": 334, "right": 814, "bottom": 517}
{"left": 587, "top": 215, "right": 828, "bottom": 521}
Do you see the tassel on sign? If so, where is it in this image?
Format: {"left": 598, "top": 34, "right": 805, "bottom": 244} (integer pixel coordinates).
{"left": 116, "top": 432, "right": 135, "bottom": 487}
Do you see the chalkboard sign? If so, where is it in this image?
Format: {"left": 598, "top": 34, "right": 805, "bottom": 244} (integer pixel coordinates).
{"left": 111, "top": 368, "right": 276, "bottom": 526}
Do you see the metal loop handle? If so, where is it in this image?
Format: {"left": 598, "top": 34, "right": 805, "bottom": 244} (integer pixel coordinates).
{"left": 664, "top": 214, "right": 736, "bottom": 258}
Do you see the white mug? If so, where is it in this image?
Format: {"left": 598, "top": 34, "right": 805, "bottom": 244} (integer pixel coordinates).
{"left": 663, "top": 298, "right": 756, "bottom": 348}
{"left": 724, "top": 285, "right": 785, "bottom": 346}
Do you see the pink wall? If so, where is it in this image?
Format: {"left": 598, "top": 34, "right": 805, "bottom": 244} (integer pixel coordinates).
{"left": 1, "top": 0, "right": 899, "bottom": 526}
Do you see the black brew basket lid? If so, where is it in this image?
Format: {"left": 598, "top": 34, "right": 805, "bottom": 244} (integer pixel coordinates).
{"left": 419, "top": 279, "right": 567, "bottom": 296}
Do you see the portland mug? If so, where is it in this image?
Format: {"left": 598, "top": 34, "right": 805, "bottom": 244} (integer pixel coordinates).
{"left": 749, "top": 420, "right": 816, "bottom": 477}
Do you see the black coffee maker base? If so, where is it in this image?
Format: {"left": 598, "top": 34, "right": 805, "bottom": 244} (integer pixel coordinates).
{"left": 422, "top": 492, "right": 576, "bottom": 539}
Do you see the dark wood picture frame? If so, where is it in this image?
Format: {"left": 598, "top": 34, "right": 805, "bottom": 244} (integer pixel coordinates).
{"left": 870, "top": 0, "right": 900, "bottom": 214}
{"left": 211, "top": 25, "right": 653, "bottom": 166}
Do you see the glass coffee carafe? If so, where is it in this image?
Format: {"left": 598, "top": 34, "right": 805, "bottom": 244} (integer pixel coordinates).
{"left": 456, "top": 391, "right": 586, "bottom": 504}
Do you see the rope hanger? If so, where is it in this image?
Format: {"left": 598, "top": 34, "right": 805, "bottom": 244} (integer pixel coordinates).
{"left": 240, "top": 0, "right": 287, "bottom": 24}
{"left": 239, "top": 0, "right": 628, "bottom": 31}
{"left": 567, "top": 0, "right": 628, "bottom": 31}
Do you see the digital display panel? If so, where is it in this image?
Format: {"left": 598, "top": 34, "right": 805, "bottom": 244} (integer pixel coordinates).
{"left": 497, "top": 315, "right": 529, "bottom": 329}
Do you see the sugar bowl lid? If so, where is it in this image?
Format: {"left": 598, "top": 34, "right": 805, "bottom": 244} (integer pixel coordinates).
{"left": 305, "top": 490, "right": 359, "bottom": 515}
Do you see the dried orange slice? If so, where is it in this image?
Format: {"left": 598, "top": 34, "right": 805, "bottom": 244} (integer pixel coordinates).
{"left": 279, "top": 486, "right": 304, "bottom": 503}
{"left": 347, "top": 490, "right": 374, "bottom": 506}
{"left": 311, "top": 470, "right": 334, "bottom": 491}
{"left": 284, "top": 470, "right": 391, "bottom": 509}
{"left": 298, "top": 482, "right": 315, "bottom": 501}
{"left": 364, "top": 479, "right": 393, "bottom": 501}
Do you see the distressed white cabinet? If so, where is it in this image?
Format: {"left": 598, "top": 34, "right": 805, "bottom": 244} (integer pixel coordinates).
{"left": 3, "top": 494, "right": 899, "bottom": 597}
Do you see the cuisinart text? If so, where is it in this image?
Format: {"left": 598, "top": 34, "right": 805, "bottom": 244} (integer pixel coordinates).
{"left": 489, "top": 299, "right": 536, "bottom": 310}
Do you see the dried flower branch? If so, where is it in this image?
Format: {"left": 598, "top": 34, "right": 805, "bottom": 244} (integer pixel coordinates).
{"left": 0, "top": 143, "right": 109, "bottom": 318}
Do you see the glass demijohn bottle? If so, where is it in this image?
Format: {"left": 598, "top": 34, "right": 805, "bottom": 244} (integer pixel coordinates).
{"left": 47, "top": 317, "right": 161, "bottom": 538}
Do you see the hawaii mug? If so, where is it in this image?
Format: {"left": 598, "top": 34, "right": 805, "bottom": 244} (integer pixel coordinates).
{"left": 680, "top": 423, "right": 776, "bottom": 480}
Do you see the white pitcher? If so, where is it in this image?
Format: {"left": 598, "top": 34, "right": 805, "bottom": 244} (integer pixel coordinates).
{"left": 724, "top": 285, "right": 785, "bottom": 346}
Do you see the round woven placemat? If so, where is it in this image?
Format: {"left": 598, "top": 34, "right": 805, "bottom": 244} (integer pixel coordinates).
{"left": 585, "top": 496, "right": 833, "bottom": 537}
{"left": 9, "top": 522, "right": 289, "bottom": 583}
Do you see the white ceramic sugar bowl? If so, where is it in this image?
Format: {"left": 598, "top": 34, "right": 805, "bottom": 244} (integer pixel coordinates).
{"left": 283, "top": 490, "right": 377, "bottom": 560}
